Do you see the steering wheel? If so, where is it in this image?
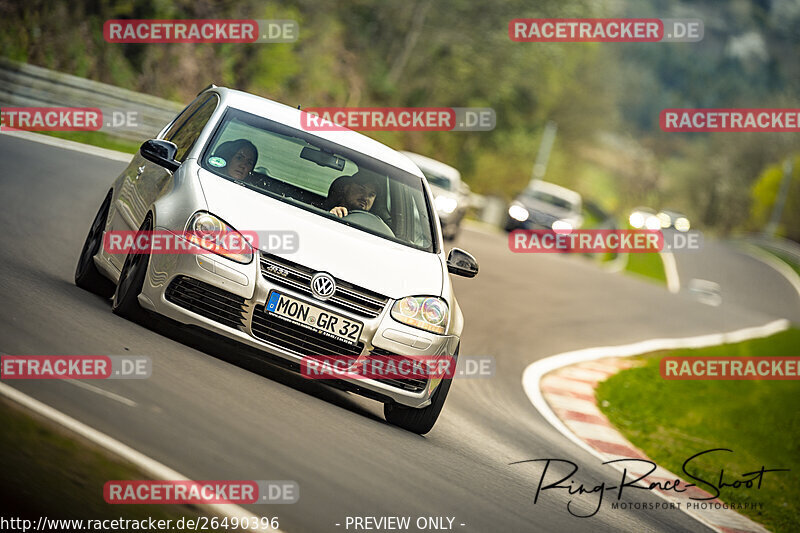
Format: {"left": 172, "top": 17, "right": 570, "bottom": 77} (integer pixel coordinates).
{"left": 343, "top": 209, "right": 395, "bottom": 237}
{"left": 345, "top": 209, "right": 381, "bottom": 219}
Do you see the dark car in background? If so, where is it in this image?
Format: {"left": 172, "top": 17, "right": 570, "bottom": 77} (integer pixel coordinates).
{"left": 504, "top": 180, "right": 583, "bottom": 232}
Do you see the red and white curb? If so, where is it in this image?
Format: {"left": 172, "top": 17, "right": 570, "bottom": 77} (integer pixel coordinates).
{"left": 522, "top": 319, "right": 789, "bottom": 533}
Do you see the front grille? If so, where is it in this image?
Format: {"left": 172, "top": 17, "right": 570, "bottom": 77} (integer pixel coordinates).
{"left": 251, "top": 304, "right": 364, "bottom": 357}
{"left": 260, "top": 253, "right": 388, "bottom": 318}
{"left": 165, "top": 276, "right": 247, "bottom": 330}
{"left": 368, "top": 347, "right": 429, "bottom": 393}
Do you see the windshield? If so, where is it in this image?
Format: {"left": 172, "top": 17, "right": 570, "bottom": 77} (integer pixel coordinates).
{"left": 201, "top": 108, "right": 436, "bottom": 252}
{"left": 523, "top": 189, "right": 576, "bottom": 211}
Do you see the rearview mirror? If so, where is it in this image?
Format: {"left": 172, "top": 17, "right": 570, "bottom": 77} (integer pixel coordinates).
{"left": 140, "top": 139, "right": 180, "bottom": 172}
{"left": 447, "top": 248, "right": 479, "bottom": 278}
{"left": 300, "top": 146, "right": 345, "bottom": 171}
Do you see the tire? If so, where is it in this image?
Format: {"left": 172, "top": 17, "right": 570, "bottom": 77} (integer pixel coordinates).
{"left": 75, "top": 192, "right": 115, "bottom": 297}
{"left": 111, "top": 215, "right": 152, "bottom": 322}
{"left": 384, "top": 345, "right": 457, "bottom": 435}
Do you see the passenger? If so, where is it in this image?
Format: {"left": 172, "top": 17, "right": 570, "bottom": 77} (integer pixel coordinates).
{"left": 325, "top": 172, "right": 380, "bottom": 218}
{"left": 212, "top": 139, "right": 258, "bottom": 181}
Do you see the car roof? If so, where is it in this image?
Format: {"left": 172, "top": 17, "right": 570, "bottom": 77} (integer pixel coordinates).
{"left": 528, "top": 180, "right": 582, "bottom": 204}
{"left": 399, "top": 151, "right": 461, "bottom": 182}
{"left": 207, "top": 88, "right": 424, "bottom": 179}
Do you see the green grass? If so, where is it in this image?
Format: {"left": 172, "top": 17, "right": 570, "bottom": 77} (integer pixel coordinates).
{"left": 596, "top": 328, "right": 800, "bottom": 533}
{"left": 0, "top": 399, "right": 217, "bottom": 527}
{"left": 623, "top": 251, "right": 667, "bottom": 284}
{"left": 39, "top": 130, "right": 140, "bottom": 154}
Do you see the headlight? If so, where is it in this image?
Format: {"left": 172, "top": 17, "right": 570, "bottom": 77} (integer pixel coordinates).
{"left": 391, "top": 296, "right": 449, "bottom": 335}
{"left": 629, "top": 211, "right": 644, "bottom": 228}
{"left": 435, "top": 195, "right": 458, "bottom": 214}
{"left": 551, "top": 219, "right": 573, "bottom": 233}
{"left": 508, "top": 203, "right": 529, "bottom": 222}
{"left": 186, "top": 212, "right": 253, "bottom": 264}
{"left": 656, "top": 212, "right": 671, "bottom": 229}
{"left": 644, "top": 215, "right": 661, "bottom": 231}
{"left": 675, "top": 217, "right": 690, "bottom": 232}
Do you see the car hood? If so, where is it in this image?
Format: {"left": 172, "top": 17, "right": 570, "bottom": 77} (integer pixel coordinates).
{"left": 197, "top": 169, "right": 444, "bottom": 299}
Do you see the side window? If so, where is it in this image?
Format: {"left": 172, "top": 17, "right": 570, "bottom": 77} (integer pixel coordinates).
{"left": 162, "top": 96, "right": 209, "bottom": 140}
{"left": 167, "top": 95, "right": 219, "bottom": 162}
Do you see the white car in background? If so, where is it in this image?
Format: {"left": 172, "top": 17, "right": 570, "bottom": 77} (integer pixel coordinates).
{"left": 401, "top": 151, "right": 469, "bottom": 240}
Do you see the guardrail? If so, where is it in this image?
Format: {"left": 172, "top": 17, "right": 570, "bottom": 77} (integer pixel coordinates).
{"left": 0, "top": 57, "right": 182, "bottom": 142}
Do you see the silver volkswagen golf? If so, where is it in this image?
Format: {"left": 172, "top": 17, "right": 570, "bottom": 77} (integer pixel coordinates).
{"left": 75, "top": 87, "right": 478, "bottom": 434}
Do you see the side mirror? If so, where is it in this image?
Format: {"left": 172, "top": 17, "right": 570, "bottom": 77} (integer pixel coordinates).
{"left": 447, "top": 248, "right": 479, "bottom": 278}
{"left": 140, "top": 139, "right": 180, "bottom": 172}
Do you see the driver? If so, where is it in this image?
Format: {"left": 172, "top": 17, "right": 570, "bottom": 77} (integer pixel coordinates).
{"left": 327, "top": 172, "right": 379, "bottom": 218}
{"left": 212, "top": 139, "right": 258, "bottom": 181}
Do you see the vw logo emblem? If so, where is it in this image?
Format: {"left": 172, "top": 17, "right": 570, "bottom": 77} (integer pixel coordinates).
{"left": 311, "top": 272, "right": 336, "bottom": 301}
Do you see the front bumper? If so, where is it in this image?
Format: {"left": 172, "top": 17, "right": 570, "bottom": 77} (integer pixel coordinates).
{"left": 137, "top": 235, "right": 459, "bottom": 408}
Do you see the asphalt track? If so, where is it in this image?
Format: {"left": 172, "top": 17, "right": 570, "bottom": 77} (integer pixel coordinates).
{"left": 0, "top": 133, "right": 796, "bottom": 532}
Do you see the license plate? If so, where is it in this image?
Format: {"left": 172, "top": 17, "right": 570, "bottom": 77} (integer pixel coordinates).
{"left": 265, "top": 291, "right": 363, "bottom": 346}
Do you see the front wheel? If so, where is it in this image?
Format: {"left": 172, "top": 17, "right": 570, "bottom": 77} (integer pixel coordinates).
{"left": 75, "top": 192, "right": 115, "bottom": 297}
{"left": 112, "top": 215, "right": 152, "bottom": 322}
{"left": 384, "top": 346, "right": 457, "bottom": 434}
{"left": 384, "top": 376, "right": 452, "bottom": 435}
